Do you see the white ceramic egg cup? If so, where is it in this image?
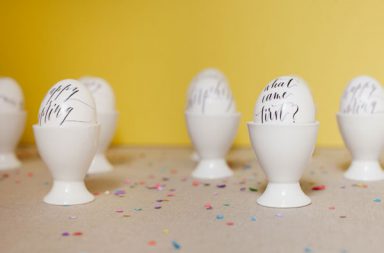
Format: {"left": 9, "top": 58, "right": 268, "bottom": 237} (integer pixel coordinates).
{"left": 248, "top": 122, "right": 319, "bottom": 208}
{"left": 88, "top": 112, "right": 118, "bottom": 174}
{"left": 33, "top": 124, "right": 100, "bottom": 205}
{"left": 337, "top": 113, "right": 384, "bottom": 181}
{"left": 186, "top": 112, "right": 240, "bottom": 179}
{"left": 0, "top": 112, "right": 26, "bottom": 170}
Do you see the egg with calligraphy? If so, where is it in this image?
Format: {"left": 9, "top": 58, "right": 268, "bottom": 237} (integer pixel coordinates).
{"left": 186, "top": 76, "right": 236, "bottom": 115}
{"left": 79, "top": 76, "right": 116, "bottom": 113}
{"left": 187, "top": 68, "right": 227, "bottom": 98}
{"left": 254, "top": 76, "right": 316, "bottom": 124}
{"left": 340, "top": 75, "right": 384, "bottom": 115}
{"left": 0, "top": 77, "right": 24, "bottom": 112}
{"left": 38, "top": 79, "right": 97, "bottom": 127}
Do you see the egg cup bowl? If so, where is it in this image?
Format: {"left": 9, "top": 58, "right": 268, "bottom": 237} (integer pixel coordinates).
{"left": 33, "top": 124, "right": 100, "bottom": 205}
{"left": 0, "top": 111, "right": 26, "bottom": 170}
{"left": 87, "top": 111, "right": 118, "bottom": 174}
{"left": 247, "top": 121, "right": 319, "bottom": 208}
{"left": 337, "top": 113, "right": 384, "bottom": 181}
{"left": 185, "top": 112, "right": 240, "bottom": 179}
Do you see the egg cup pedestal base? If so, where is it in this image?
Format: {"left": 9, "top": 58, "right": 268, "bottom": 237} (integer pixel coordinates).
{"left": 0, "top": 153, "right": 21, "bottom": 170}
{"left": 44, "top": 181, "right": 94, "bottom": 205}
{"left": 88, "top": 154, "right": 113, "bottom": 174}
{"left": 344, "top": 161, "right": 384, "bottom": 181}
{"left": 192, "top": 159, "right": 233, "bottom": 179}
{"left": 257, "top": 182, "right": 311, "bottom": 208}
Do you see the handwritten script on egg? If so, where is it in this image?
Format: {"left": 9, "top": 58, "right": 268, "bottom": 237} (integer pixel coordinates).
{"left": 39, "top": 83, "right": 93, "bottom": 126}
{"left": 0, "top": 95, "right": 23, "bottom": 109}
{"left": 341, "top": 81, "right": 380, "bottom": 114}
{"left": 187, "top": 80, "right": 233, "bottom": 114}
{"left": 255, "top": 78, "right": 299, "bottom": 124}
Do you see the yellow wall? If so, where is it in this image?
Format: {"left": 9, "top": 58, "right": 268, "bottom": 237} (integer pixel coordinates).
{"left": 0, "top": 0, "right": 383, "bottom": 146}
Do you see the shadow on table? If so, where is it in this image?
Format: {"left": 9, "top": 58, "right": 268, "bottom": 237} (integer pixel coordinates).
{"left": 86, "top": 176, "right": 122, "bottom": 193}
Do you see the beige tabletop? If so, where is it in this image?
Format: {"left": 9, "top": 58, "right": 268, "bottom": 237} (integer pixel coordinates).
{"left": 0, "top": 146, "right": 383, "bottom": 253}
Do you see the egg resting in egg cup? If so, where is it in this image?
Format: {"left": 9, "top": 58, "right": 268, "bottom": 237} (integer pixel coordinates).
{"left": 337, "top": 113, "right": 384, "bottom": 181}
{"left": 87, "top": 111, "right": 118, "bottom": 174}
{"left": 0, "top": 111, "right": 26, "bottom": 170}
{"left": 34, "top": 123, "right": 100, "bottom": 205}
{"left": 185, "top": 112, "right": 240, "bottom": 179}
{"left": 247, "top": 121, "right": 319, "bottom": 208}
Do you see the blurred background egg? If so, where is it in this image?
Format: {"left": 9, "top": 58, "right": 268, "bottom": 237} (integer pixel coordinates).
{"left": 0, "top": 77, "right": 24, "bottom": 112}
{"left": 79, "top": 76, "right": 116, "bottom": 113}
{"left": 254, "top": 76, "right": 316, "bottom": 124}
{"left": 340, "top": 75, "right": 384, "bottom": 115}
{"left": 186, "top": 76, "right": 236, "bottom": 115}
{"left": 38, "top": 79, "right": 97, "bottom": 127}
{"left": 187, "top": 68, "right": 227, "bottom": 98}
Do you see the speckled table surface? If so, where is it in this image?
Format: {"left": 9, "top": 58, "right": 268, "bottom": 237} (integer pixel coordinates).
{"left": 1, "top": 146, "right": 383, "bottom": 253}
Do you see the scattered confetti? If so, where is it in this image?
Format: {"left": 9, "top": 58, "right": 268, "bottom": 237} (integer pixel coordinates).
{"left": 352, "top": 183, "right": 368, "bottom": 188}
{"left": 115, "top": 208, "right": 124, "bottom": 213}
{"left": 226, "top": 221, "right": 234, "bottom": 226}
{"left": 114, "top": 189, "right": 126, "bottom": 197}
{"left": 148, "top": 240, "right": 157, "bottom": 246}
{"left": 73, "top": 232, "right": 83, "bottom": 236}
{"left": 134, "top": 208, "right": 143, "bottom": 211}
{"left": 223, "top": 203, "right": 230, "bottom": 207}
{"left": 339, "top": 215, "right": 347, "bottom": 219}
{"left": 163, "top": 228, "right": 169, "bottom": 235}
{"left": 154, "top": 203, "right": 162, "bottom": 209}
{"left": 373, "top": 198, "right": 381, "bottom": 203}
{"left": 204, "top": 203, "right": 213, "bottom": 210}
{"left": 240, "top": 187, "right": 246, "bottom": 191}
{"left": 61, "top": 232, "right": 70, "bottom": 237}
{"left": 216, "top": 214, "right": 224, "bottom": 220}
{"left": 172, "top": 240, "right": 181, "bottom": 250}
{"left": 312, "top": 185, "right": 326, "bottom": 191}
{"left": 328, "top": 206, "right": 336, "bottom": 210}
{"left": 216, "top": 184, "right": 226, "bottom": 188}
{"left": 123, "top": 214, "right": 131, "bottom": 218}
{"left": 192, "top": 180, "right": 200, "bottom": 187}
{"left": 249, "top": 187, "right": 258, "bottom": 192}
{"left": 250, "top": 216, "right": 257, "bottom": 221}
{"left": 275, "top": 213, "right": 284, "bottom": 218}
{"left": 304, "top": 247, "right": 313, "bottom": 253}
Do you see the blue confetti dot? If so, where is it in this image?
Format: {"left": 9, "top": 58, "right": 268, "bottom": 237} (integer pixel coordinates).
{"left": 172, "top": 240, "right": 181, "bottom": 250}
{"left": 250, "top": 216, "right": 256, "bottom": 221}
{"left": 216, "top": 214, "right": 224, "bottom": 220}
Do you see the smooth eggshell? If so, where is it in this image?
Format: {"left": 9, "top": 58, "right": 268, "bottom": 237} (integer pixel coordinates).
{"left": 186, "top": 76, "right": 236, "bottom": 115}
{"left": 340, "top": 75, "right": 384, "bottom": 115}
{"left": 79, "top": 76, "right": 116, "bottom": 112}
{"left": 38, "top": 79, "right": 97, "bottom": 127}
{"left": 0, "top": 77, "right": 24, "bottom": 112}
{"left": 254, "top": 76, "right": 316, "bottom": 124}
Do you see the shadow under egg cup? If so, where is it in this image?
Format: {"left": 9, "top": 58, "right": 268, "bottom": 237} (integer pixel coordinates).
{"left": 87, "top": 112, "right": 118, "bottom": 174}
{"left": 248, "top": 122, "right": 319, "bottom": 208}
{"left": 0, "top": 111, "right": 26, "bottom": 170}
{"left": 33, "top": 124, "right": 100, "bottom": 205}
{"left": 185, "top": 112, "right": 240, "bottom": 179}
{"left": 337, "top": 113, "right": 384, "bottom": 181}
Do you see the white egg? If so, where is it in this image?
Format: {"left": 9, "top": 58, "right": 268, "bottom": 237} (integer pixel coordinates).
{"left": 186, "top": 76, "right": 236, "bottom": 115}
{"left": 187, "top": 68, "right": 227, "bottom": 98}
{"left": 38, "top": 79, "right": 97, "bottom": 127}
{"left": 79, "top": 76, "right": 116, "bottom": 112}
{"left": 254, "top": 76, "right": 316, "bottom": 124}
{"left": 0, "top": 77, "right": 24, "bottom": 112}
{"left": 340, "top": 76, "right": 384, "bottom": 115}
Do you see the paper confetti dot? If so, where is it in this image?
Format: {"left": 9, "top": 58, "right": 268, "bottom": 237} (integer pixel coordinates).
{"left": 204, "top": 203, "right": 213, "bottom": 210}
{"left": 249, "top": 187, "right": 258, "bottom": 192}
{"left": 73, "top": 232, "right": 83, "bottom": 236}
{"left": 373, "top": 198, "right": 381, "bottom": 203}
{"left": 61, "top": 232, "right": 70, "bottom": 237}
{"left": 226, "top": 221, "right": 234, "bottom": 226}
{"left": 304, "top": 247, "right": 313, "bottom": 253}
{"left": 240, "top": 187, "right": 246, "bottom": 191}
{"left": 352, "top": 183, "right": 368, "bottom": 188}
{"left": 339, "top": 215, "right": 347, "bottom": 219}
{"left": 216, "top": 184, "right": 226, "bottom": 188}
{"left": 163, "top": 228, "right": 169, "bottom": 235}
{"left": 216, "top": 214, "right": 224, "bottom": 220}
{"left": 328, "top": 206, "right": 336, "bottom": 210}
{"left": 172, "top": 240, "right": 181, "bottom": 250}
{"left": 68, "top": 215, "right": 77, "bottom": 220}
{"left": 148, "top": 240, "right": 157, "bottom": 246}
{"left": 192, "top": 180, "right": 200, "bottom": 186}
{"left": 312, "top": 185, "right": 326, "bottom": 191}
{"left": 115, "top": 208, "right": 124, "bottom": 213}
{"left": 250, "top": 216, "right": 257, "bottom": 221}
{"left": 275, "top": 213, "right": 284, "bottom": 218}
